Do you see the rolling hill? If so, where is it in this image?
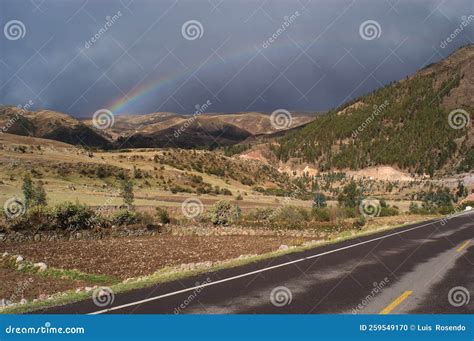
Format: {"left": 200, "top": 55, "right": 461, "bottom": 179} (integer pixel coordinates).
{"left": 274, "top": 44, "right": 474, "bottom": 176}
{"left": 0, "top": 107, "right": 314, "bottom": 150}
{"left": 0, "top": 107, "right": 112, "bottom": 149}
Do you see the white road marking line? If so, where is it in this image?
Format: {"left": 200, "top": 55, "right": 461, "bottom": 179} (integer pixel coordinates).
{"left": 89, "top": 212, "right": 474, "bottom": 314}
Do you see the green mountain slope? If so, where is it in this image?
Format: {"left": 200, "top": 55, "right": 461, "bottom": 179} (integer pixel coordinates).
{"left": 275, "top": 45, "right": 473, "bottom": 175}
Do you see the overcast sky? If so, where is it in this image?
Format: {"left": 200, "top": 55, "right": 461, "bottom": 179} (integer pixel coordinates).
{"left": 1, "top": 0, "right": 473, "bottom": 117}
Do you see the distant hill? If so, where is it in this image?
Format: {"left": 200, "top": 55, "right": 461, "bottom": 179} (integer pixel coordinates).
{"left": 0, "top": 107, "right": 314, "bottom": 150}
{"left": 274, "top": 44, "right": 474, "bottom": 175}
{"left": 0, "top": 107, "right": 111, "bottom": 149}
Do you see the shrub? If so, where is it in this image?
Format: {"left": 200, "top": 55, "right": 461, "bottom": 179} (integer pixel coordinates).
{"left": 51, "top": 202, "right": 95, "bottom": 230}
{"left": 112, "top": 209, "right": 140, "bottom": 226}
{"left": 311, "top": 207, "right": 331, "bottom": 222}
{"left": 155, "top": 207, "right": 170, "bottom": 224}
{"left": 352, "top": 216, "right": 366, "bottom": 229}
{"left": 312, "top": 192, "right": 327, "bottom": 208}
{"left": 270, "top": 206, "right": 310, "bottom": 229}
{"left": 26, "top": 205, "right": 53, "bottom": 230}
{"left": 208, "top": 200, "right": 240, "bottom": 226}
{"left": 409, "top": 202, "right": 419, "bottom": 214}
{"left": 235, "top": 194, "right": 243, "bottom": 200}
{"left": 246, "top": 208, "right": 274, "bottom": 222}
{"left": 379, "top": 206, "right": 399, "bottom": 217}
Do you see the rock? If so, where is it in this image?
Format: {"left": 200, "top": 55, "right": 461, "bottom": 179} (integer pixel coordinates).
{"left": 17, "top": 264, "right": 25, "bottom": 271}
{"left": 38, "top": 294, "right": 49, "bottom": 300}
{"left": 2, "top": 252, "right": 9, "bottom": 258}
{"left": 34, "top": 234, "right": 41, "bottom": 242}
{"left": 278, "top": 244, "right": 289, "bottom": 251}
{"left": 15, "top": 255, "right": 24, "bottom": 263}
{"left": 20, "top": 298, "right": 28, "bottom": 305}
{"left": 75, "top": 288, "right": 82, "bottom": 293}
{"left": 84, "top": 287, "right": 93, "bottom": 292}
{"left": 33, "top": 262, "right": 48, "bottom": 272}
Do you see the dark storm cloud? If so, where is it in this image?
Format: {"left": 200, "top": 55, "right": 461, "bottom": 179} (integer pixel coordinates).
{"left": 0, "top": 0, "right": 473, "bottom": 117}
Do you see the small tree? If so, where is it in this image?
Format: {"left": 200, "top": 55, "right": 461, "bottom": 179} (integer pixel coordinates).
{"left": 312, "top": 192, "right": 327, "bottom": 208}
{"left": 32, "top": 181, "right": 47, "bottom": 206}
{"left": 22, "top": 174, "right": 34, "bottom": 208}
{"left": 456, "top": 181, "right": 468, "bottom": 200}
{"left": 121, "top": 178, "right": 134, "bottom": 209}
{"left": 337, "top": 180, "right": 362, "bottom": 208}
{"left": 209, "top": 200, "right": 240, "bottom": 226}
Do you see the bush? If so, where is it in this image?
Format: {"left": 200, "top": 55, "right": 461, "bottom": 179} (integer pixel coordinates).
{"left": 26, "top": 205, "right": 53, "bottom": 230}
{"left": 379, "top": 206, "right": 399, "bottom": 217}
{"left": 208, "top": 200, "right": 240, "bottom": 226}
{"left": 313, "top": 192, "right": 327, "bottom": 208}
{"left": 311, "top": 207, "right": 331, "bottom": 222}
{"left": 246, "top": 208, "right": 275, "bottom": 222}
{"left": 270, "top": 206, "right": 310, "bottom": 229}
{"left": 352, "top": 216, "right": 366, "bottom": 229}
{"left": 51, "top": 202, "right": 95, "bottom": 230}
{"left": 155, "top": 207, "right": 170, "bottom": 224}
{"left": 112, "top": 209, "right": 140, "bottom": 226}
{"left": 409, "top": 202, "right": 419, "bottom": 214}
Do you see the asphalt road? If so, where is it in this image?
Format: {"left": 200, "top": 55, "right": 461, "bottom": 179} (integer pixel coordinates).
{"left": 39, "top": 211, "right": 474, "bottom": 314}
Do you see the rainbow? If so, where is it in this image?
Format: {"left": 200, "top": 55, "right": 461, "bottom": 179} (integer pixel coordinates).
{"left": 106, "top": 39, "right": 302, "bottom": 114}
